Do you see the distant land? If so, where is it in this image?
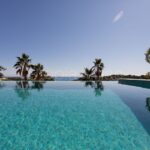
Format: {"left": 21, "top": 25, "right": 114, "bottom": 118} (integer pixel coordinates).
{"left": 1, "top": 74, "right": 150, "bottom": 81}
{"left": 2, "top": 76, "right": 79, "bottom": 81}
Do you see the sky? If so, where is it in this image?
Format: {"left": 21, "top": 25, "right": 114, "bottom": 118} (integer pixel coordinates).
{"left": 0, "top": 0, "right": 150, "bottom": 77}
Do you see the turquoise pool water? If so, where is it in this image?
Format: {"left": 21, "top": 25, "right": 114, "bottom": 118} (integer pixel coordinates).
{"left": 0, "top": 81, "right": 150, "bottom": 149}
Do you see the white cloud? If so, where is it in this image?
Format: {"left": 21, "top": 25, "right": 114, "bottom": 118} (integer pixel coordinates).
{"left": 113, "top": 10, "right": 124, "bottom": 23}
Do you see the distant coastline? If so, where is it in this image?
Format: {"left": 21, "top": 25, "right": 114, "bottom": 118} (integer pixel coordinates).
{"left": 1, "top": 74, "right": 150, "bottom": 81}
{"left": 0, "top": 76, "right": 78, "bottom": 81}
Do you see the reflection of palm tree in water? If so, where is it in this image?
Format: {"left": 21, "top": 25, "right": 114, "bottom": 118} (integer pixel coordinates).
{"left": 16, "top": 81, "right": 30, "bottom": 89}
{"left": 0, "top": 82, "right": 5, "bottom": 89}
{"left": 85, "top": 81, "right": 104, "bottom": 96}
{"left": 146, "top": 97, "right": 150, "bottom": 112}
{"left": 15, "top": 81, "right": 45, "bottom": 100}
{"left": 31, "top": 81, "right": 45, "bottom": 91}
{"left": 94, "top": 81, "right": 104, "bottom": 96}
{"left": 85, "top": 81, "right": 95, "bottom": 88}
{"left": 15, "top": 81, "right": 30, "bottom": 100}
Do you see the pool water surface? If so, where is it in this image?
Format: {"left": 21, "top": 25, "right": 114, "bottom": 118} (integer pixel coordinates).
{"left": 0, "top": 81, "right": 150, "bottom": 149}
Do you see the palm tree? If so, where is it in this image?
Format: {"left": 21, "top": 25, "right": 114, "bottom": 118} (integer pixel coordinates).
{"left": 92, "top": 59, "right": 104, "bottom": 80}
{"left": 14, "top": 53, "right": 31, "bottom": 80}
{"left": 30, "top": 63, "right": 47, "bottom": 80}
{"left": 0, "top": 66, "right": 6, "bottom": 78}
{"left": 81, "top": 68, "right": 94, "bottom": 80}
{"left": 145, "top": 48, "right": 150, "bottom": 64}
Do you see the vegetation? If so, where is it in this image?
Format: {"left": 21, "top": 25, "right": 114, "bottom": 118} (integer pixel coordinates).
{"left": 0, "top": 66, "right": 6, "bottom": 78}
{"left": 92, "top": 59, "right": 104, "bottom": 80}
{"left": 1, "top": 49, "right": 150, "bottom": 81}
{"left": 80, "top": 58, "right": 104, "bottom": 81}
{"left": 14, "top": 53, "right": 31, "bottom": 80}
{"left": 81, "top": 68, "right": 94, "bottom": 80}
{"left": 13, "top": 53, "right": 53, "bottom": 81}
{"left": 30, "top": 63, "right": 48, "bottom": 80}
{"left": 145, "top": 48, "right": 150, "bottom": 64}
{"left": 102, "top": 74, "right": 150, "bottom": 81}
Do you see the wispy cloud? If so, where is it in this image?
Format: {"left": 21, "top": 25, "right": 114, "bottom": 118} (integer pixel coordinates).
{"left": 113, "top": 10, "right": 124, "bottom": 23}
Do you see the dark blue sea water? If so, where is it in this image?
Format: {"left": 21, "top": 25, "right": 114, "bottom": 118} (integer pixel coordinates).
{"left": 54, "top": 77, "right": 78, "bottom": 81}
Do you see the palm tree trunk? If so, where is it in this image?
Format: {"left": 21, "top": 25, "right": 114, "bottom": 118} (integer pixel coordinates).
{"left": 24, "top": 75, "right": 27, "bottom": 81}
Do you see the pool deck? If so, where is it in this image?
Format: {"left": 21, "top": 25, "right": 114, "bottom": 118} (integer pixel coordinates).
{"left": 118, "top": 79, "right": 150, "bottom": 89}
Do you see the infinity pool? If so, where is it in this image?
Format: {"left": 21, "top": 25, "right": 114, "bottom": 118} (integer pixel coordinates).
{"left": 0, "top": 81, "right": 150, "bottom": 149}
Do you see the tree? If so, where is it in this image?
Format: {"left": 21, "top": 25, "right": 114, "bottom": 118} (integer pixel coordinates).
{"left": 0, "top": 66, "right": 6, "bottom": 78}
{"left": 14, "top": 53, "right": 31, "bottom": 80}
{"left": 30, "top": 63, "right": 47, "bottom": 80}
{"left": 81, "top": 68, "right": 94, "bottom": 80}
{"left": 145, "top": 48, "right": 150, "bottom": 64}
{"left": 92, "top": 59, "right": 104, "bottom": 80}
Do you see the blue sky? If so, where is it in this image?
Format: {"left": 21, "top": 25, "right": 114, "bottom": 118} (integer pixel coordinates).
{"left": 0, "top": 0, "right": 150, "bottom": 76}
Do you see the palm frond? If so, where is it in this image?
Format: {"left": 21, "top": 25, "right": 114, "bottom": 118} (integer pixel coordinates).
{"left": 14, "top": 53, "right": 31, "bottom": 80}
{"left": 145, "top": 48, "right": 150, "bottom": 64}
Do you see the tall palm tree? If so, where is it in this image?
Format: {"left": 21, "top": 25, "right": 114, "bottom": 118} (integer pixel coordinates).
{"left": 92, "top": 59, "right": 104, "bottom": 80}
{"left": 14, "top": 53, "right": 31, "bottom": 80}
{"left": 145, "top": 48, "right": 150, "bottom": 64}
{"left": 81, "top": 68, "right": 94, "bottom": 80}
{"left": 0, "top": 66, "right": 6, "bottom": 78}
{"left": 30, "top": 63, "right": 47, "bottom": 80}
